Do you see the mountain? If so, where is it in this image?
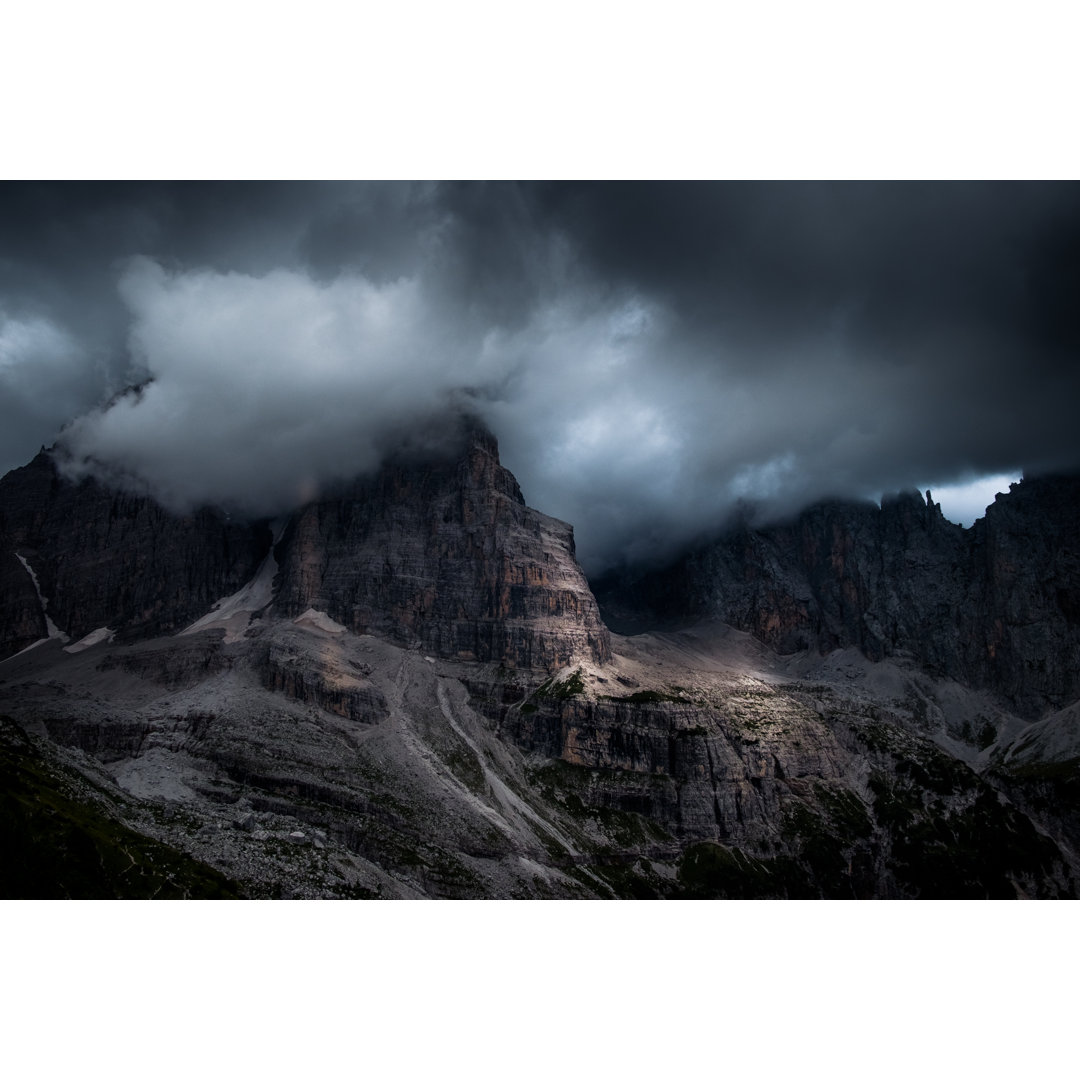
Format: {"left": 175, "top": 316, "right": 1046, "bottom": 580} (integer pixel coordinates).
{"left": 0, "top": 425, "right": 609, "bottom": 671}
{"left": 1, "top": 427, "right": 1078, "bottom": 898}
{"left": 593, "top": 476, "right": 1080, "bottom": 719}
{"left": 0, "top": 447, "right": 271, "bottom": 659}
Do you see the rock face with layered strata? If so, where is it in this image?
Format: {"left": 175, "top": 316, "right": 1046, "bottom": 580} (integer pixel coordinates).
{"left": 594, "top": 475, "right": 1080, "bottom": 717}
{"left": 253, "top": 634, "right": 388, "bottom": 724}
{"left": 272, "top": 426, "right": 611, "bottom": 669}
{"left": 1, "top": 428, "right": 610, "bottom": 673}
{"left": 2, "top": 432, "right": 1078, "bottom": 898}
{"left": 0, "top": 450, "right": 270, "bottom": 658}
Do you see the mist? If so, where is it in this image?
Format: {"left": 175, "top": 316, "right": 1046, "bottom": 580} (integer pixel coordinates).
{"left": 3, "top": 182, "right": 1079, "bottom": 573}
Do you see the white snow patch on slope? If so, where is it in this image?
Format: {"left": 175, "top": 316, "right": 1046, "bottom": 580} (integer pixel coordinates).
{"left": 1000, "top": 700, "right": 1080, "bottom": 766}
{"left": 0, "top": 637, "right": 51, "bottom": 663}
{"left": 293, "top": 608, "right": 347, "bottom": 634}
{"left": 179, "top": 532, "right": 281, "bottom": 643}
{"left": 64, "top": 627, "right": 116, "bottom": 654}
{"left": 14, "top": 552, "right": 68, "bottom": 642}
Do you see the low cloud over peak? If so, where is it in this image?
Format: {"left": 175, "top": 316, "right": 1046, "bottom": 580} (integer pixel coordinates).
{"left": 3, "top": 182, "right": 1079, "bottom": 573}
{"left": 58, "top": 256, "right": 508, "bottom": 515}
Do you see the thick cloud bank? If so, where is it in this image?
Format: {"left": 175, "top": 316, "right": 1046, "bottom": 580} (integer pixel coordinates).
{"left": 2, "top": 183, "right": 1078, "bottom": 572}
{"left": 59, "top": 257, "right": 508, "bottom": 514}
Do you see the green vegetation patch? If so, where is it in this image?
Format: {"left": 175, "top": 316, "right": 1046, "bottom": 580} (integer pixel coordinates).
{"left": 529, "top": 758, "right": 675, "bottom": 848}
{"left": 774, "top": 785, "right": 883, "bottom": 898}
{"left": 533, "top": 668, "right": 586, "bottom": 701}
{"left": 1002, "top": 756, "right": 1080, "bottom": 785}
{"left": 814, "top": 783, "right": 874, "bottom": 840}
{"left": 867, "top": 764, "right": 1073, "bottom": 899}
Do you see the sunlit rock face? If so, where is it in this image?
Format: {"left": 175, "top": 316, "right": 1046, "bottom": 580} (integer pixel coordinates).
{"left": 272, "top": 424, "right": 611, "bottom": 669}
{"left": 594, "top": 475, "right": 1080, "bottom": 719}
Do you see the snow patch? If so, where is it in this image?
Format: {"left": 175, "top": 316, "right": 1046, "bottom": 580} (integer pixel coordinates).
{"left": 63, "top": 627, "right": 115, "bottom": 654}
{"left": 293, "top": 608, "right": 347, "bottom": 634}
{"left": 0, "top": 637, "right": 50, "bottom": 664}
{"left": 270, "top": 515, "right": 289, "bottom": 545}
{"left": 179, "top": 535, "right": 279, "bottom": 643}
{"left": 14, "top": 552, "right": 68, "bottom": 642}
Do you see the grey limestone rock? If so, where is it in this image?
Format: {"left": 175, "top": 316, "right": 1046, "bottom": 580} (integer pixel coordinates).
{"left": 595, "top": 475, "right": 1080, "bottom": 718}
{"left": 0, "top": 449, "right": 270, "bottom": 657}
{"left": 1, "top": 426, "right": 610, "bottom": 675}
{"left": 271, "top": 424, "right": 611, "bottom": 670}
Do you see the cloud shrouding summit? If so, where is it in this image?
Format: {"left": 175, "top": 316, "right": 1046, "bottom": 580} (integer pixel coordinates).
{"left": 59, "top": 257, "right": 512, "bottom": 514}
{"left": 2, "top": 182, "right": 1079, "bottom": 572}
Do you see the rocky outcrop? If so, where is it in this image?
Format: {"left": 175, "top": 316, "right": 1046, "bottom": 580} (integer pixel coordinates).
{"left": 1, "top": 426, "right": 611, "bottom": 673}
{"left": 594, "top": 475, "right": 1080, "bottom": 717}
{"left": 0, "top": 449, "right": 271, "bottom": 657}
{"left": 272, "top": 425, "right": 611, "bottom": 669}
{"left": 494, "top": 670, "right": 1075, "bottom": 899}
{"left": 253, "top": 635, "right": 388, "bottom": 725}
{"left": 500, "top": 678, "right": 859, "bottom": 848}
{"left": 95, "top": 636, "right": 236, "bottom": 689}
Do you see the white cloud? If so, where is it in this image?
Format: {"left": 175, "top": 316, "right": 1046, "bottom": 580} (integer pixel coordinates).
{"left": 49, "top": 255, "right": 1045, "bottom": 573}
{"left": 60, "top": 258, "right": 506, "bottom": 513}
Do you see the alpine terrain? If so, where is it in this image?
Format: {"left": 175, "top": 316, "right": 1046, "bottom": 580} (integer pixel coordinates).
{"left": 2, "top": 423, "right": 1078, "bottom": 899}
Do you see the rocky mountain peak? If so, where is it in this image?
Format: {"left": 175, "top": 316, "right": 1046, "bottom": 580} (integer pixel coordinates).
{"left": 594, "top": 473, "right": 1080, "bottom": 718}
{"left": 0, "top": 423, "right": 610, "bottom": 671}
{"left": 273, "top": 421, "right": 609, "bottom": 667}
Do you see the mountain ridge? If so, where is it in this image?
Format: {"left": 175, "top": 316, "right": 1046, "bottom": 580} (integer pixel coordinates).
{"left": 593, "top": 474, "right": 1080, "bottom": 720}
{"left": 2, "top": 428, "right": 1078, "bottom": 898}
{"left": 1, "top": 424, "right": 609, "bottom": 671}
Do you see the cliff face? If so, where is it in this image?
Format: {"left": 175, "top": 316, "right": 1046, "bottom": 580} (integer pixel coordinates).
{"left": 272, "top": 426, "right": 611, "bottom": 669}
{"left": 0, "top": 428, "right": 610, "bottom": 671}
{"left": 0, "top": 450, "right": 270, "bottom": 657}
{"left": 594, "top": 476, "right": 1080, "bottom": 718}
{"left": 2, "top": 438, "right": 1077, "bottom": 898}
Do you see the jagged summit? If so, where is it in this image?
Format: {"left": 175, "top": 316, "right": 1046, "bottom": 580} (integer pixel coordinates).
{"left": 593, "top": 472, "right": 1080, "bottom": 718}
{"left": 272, "top": 418, "right": 609, "bottom": 667}
{"left": 3, "top": 435, "right": 1080, "bottom": 899}
{"left": 0, "top": 423, "right": 609, "bottom": 670}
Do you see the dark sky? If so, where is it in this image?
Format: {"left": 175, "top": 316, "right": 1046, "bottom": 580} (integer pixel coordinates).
{"left": 1, "top": 181, "right": 1078, "bottom": 571}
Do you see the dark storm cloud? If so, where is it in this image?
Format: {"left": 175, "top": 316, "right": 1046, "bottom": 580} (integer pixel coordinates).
{"left": 488, "top": 182, "right": 1080, "bottom": 558}
{"left": 524, "top": 181, "right": 1080, "bottom": 359}
{"left": 2, "top": 181, "right": 1078, "bottom": 573}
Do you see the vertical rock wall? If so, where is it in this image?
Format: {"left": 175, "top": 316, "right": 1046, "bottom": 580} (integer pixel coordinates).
{"left": 0, "top": 450, "right": 270, "bottom": 656}
{"left": 594, "top": 476, "right": 1080, "bottom": 716}
{"left": 273, "top": 426, "right": 611, "bottom": 669}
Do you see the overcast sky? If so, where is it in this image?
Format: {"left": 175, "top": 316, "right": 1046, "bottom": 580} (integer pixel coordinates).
{"left": 1, "top": 181, "right": 1077, "bottom": 571}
